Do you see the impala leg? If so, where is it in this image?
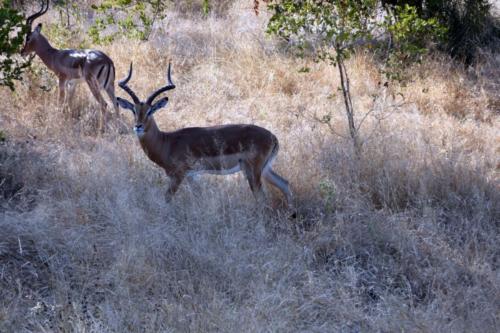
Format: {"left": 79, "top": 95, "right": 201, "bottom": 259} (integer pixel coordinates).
{"left": 241, "top": 161, "right": 266, "bottom": 204}
{"left": 104, "top": 83, "right": 128, "bottom": 134}
{"left": 67, "top": 81, "right": 76, "bottom": 102}
{"left": 263, "top": 168, "right": 293, "bottom": 207}
{"left": 105, "top": 83, "right": 120, "bottom": 117}
{"left": 58, "top": 78, "right": 67, "bottom": 110}
{"left": 67, "top": 81, "right": 79, "bottom": 118}
{"left": 86, "top": 78, "right": 108, "bottom": 133}
{"left": 165, "top": 173, "right": 185, "bottom": 203}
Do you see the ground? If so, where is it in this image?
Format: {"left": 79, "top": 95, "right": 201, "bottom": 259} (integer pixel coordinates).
{"left": 0, "top": 2, "right": 499, "bottom": 332}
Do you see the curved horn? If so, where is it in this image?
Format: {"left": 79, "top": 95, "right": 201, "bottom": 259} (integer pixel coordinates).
{"left": 146, "top": 62, "right": 176, "bottom": 105}
{"left": 118, "top": 62, "right": 141, "bottom": 104}
{"left": 26, "top": 0, "right": 49, "bottom": 30}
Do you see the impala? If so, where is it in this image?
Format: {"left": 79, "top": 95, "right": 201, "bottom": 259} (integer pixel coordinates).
{"left": 116, "top": 63, "right": 293, "bottom": 207}
{"left": 21, "top": 0, "right": 119, "bottom": 132}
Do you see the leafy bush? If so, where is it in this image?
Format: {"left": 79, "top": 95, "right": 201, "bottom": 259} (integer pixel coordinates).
{"left": 42, "top": 1, "right": 89, "bottom": 49}
{"left": 383, "top": 4, "right": 446, "bottom": 81}
{"left": 88, "top": 0, "right": 167, "bottom": 45}
{"left": 385, "top": 0, "right": 500, "bottom": 64}
{"left": 434, "top": 0, "right": 499, "bottom": 64}
{"left": 171, "top": 0, "right": 234, "bottom": 17}
{"left": 88, "top": 0, "right": 235, "bottom": 44}
{"left": 259, "top": 0, "right": 499, "bottom": 63}
{"left": 0, "top": 0, "right": 31, "bottom": 91}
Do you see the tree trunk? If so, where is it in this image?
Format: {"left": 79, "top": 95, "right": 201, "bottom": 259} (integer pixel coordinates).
{"left": 337, "top": 53, "right": 361, "bottom": 155}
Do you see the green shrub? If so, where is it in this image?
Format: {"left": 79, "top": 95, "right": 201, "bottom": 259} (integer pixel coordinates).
{"left": 435, "top": 0, "right": 499, "bottom": 64}
{"left": 88, "top": 0, "right": 167, "bottom": 44}
{"left": 384, "top": 0, "right": 500, "bottom": 64}
{"left": 383, "top": 4, "right": 446, "bottom": 81}
{"left": 0, "top": 0, "right": 31, "bottom": 91}
{"left": 172, "top": 0, "right": 234, "bottom": 17}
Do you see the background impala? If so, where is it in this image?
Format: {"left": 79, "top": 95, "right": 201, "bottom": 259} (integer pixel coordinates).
{"left": 20, "top": 0, "right": 119, "bottom": 132}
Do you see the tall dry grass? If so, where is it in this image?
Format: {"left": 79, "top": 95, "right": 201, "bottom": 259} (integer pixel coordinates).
{"left": 1, "top": 2, "right": 499, "bottom": 332}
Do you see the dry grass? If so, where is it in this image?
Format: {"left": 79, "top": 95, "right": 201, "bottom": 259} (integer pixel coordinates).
{"left": 1, "top": 2, "right": 499, "bottom": 332}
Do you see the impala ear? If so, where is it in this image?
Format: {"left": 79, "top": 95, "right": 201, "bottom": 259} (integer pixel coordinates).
{"left": 116, "top": 97, "right": 135, "bottom": 113}
{"left": 34, "top": 23, "right": 42, "bottom": 33}
{"left": 147, "top": 97, "right": 168, "bottom": 116}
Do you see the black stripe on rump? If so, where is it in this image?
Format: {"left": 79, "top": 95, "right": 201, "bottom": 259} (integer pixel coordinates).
{"left": 97, "top": 65, "right": 106, "bottom": 80}
{"left": 104, "top": 64, "right": 111, "bottom": 89}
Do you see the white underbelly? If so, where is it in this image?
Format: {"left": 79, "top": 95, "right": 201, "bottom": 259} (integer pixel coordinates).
{"left": 187, "top": 164, "right": 241, "bottom": 178}
{"left": 186, "top": 154, "right": 245, "bottom": 179}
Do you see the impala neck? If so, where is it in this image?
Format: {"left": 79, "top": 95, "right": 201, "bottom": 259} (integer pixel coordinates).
{"left": 33, "top": 34, "right": 57, "bottom": 70}
{"left": 138, "top": 117, "right": 168, "bottom": 163}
